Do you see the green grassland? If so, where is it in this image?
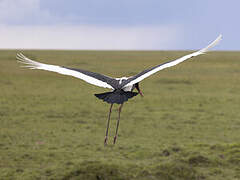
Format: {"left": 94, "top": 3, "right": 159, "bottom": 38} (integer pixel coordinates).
{"left": 0, "top": 50, "right": 240, "bottom": 179}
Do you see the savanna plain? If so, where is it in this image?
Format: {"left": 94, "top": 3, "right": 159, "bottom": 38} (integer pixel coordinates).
{"left": 0, "top": 50, "right": 240, "bottom": 180}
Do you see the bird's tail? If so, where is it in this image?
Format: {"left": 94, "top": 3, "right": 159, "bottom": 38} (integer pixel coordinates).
{"left": 95, "top": 90, "right": 138, "bottom": 104}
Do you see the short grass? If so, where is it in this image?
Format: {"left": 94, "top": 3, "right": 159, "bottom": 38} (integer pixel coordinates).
{"left": 0, "top": 50, "right": 240, "bottom": 180}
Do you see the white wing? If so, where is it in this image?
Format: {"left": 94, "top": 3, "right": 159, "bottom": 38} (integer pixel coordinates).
{"left": 16, "top": 53, "right": 114, "bottom": 89}
{"left": 122, "top": 34, "right": 222, "bottom": 88}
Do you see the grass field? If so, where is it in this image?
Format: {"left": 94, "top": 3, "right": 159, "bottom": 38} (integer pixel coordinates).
{"left": 0, "top": 50, "right": 240, "bottom": 179}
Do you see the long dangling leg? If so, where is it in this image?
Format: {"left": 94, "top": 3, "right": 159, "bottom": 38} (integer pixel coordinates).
{"left": 113, "top": 103, "right": 123, "bottom": 144}
{"left": 104, "top": 104, "right": 113, "bottom": 145}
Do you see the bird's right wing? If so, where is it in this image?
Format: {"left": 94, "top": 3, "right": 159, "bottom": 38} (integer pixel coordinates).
{"left": 121, "top": 34, "right": 222, "bottom": 88}
{"left": 17, "top": 53, "right": 116, "bottom": 89}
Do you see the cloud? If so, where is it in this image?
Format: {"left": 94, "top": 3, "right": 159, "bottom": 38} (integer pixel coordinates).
{"left": 0, "top": 1, "right": 183, "bottom": 50}
{"left": 0, "top": 25, "right": 182, "bottom": 50}
{"left": 0, "top": 0, "right": 54, "bottom": 25}
{"left": 0, "top": 1, "right": 226, "bottom": 50}
{"left": 0, "top": 0, "right": 38, "bottom": 23}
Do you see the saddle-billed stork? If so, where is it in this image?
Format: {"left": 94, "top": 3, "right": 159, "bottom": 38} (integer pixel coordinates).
{"left": 17, "top": 35, "right": 222, "bottom": 145}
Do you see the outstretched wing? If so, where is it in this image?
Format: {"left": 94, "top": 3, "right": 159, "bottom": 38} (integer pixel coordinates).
{"left": 121, "top": 35, "right": 222, "bottom": 88}
{"left": 16, "top": 53, "right": 116, "bottom": 89}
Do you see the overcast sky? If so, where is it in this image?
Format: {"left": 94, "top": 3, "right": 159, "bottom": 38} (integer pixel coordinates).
{"left": 0, "top": 0, "right": 239, "bottom": 50}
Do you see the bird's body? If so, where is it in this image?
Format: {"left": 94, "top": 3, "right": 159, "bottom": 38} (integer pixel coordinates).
{"left": 17, "top": 35, "right": 222, "bottom": 145}
{"left": 95, "top": 89, "right": 138, "bottom": 104}
{"left": 95, "top": 77, "right": 139, "bottom": 104}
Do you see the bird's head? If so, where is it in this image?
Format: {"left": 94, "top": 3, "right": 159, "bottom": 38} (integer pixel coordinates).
{"left": 135, "top": 83, "right": 143, "bottom": 97}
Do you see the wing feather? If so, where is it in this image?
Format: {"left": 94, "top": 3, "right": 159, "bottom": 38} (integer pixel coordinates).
{"left": 122, "top": 34, "right": 222, "bottom": 88}
{"left": 16, "top": 53, "right": 114, "bottom": 89}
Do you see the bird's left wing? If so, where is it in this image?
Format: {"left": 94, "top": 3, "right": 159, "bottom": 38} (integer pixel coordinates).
{"left": 16, "top": 53, "right": 116, "bottom": 89}
{"left": 121, "top": 34, "right": 222, "bottom": 88}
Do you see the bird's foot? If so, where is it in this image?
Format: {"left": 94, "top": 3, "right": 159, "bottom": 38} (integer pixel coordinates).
{"left": 113, "top": 135, "right": 117, "bottom": 144}
{"left": 104, "top": 136, "right": 108, "bottom": 146}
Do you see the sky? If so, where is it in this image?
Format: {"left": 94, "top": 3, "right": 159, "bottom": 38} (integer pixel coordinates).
{"left": 0, "top": 0, "right": 239, "bottom": 50}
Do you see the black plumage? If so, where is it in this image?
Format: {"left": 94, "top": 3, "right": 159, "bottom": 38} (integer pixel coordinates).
{"left": 95, "top": 90, "right": 138, "bottom": 104}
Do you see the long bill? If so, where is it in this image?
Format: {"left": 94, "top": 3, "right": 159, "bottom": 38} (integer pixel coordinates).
{"left": 135, "top": 83, "right": 143, "bottom": 97}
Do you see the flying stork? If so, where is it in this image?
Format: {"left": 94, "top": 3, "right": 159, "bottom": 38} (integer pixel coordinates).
{"left": 17, "top": 35, "right": 222, "bottom": 145}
